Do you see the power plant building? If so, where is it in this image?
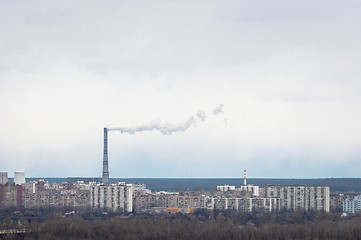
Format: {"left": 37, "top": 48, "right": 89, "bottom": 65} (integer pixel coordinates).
{"left": 14, "top": 171, "right": 25, "bottom": 185}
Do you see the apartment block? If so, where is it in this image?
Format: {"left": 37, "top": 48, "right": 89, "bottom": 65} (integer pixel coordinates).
{"left": 343, "top": 195, "right": 361, "bottom": 214}
{"left": 90, "top": 183, "right": 133, "bottom": 212}
{"left": 262, "top": 185, "right": 330, "bottom": 212}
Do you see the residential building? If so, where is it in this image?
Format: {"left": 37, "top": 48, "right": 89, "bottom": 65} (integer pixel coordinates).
{"left": 343, "top": 195, "right": 361, "bottom": 214}
{"left": 90, "top": 182, "right": 133, "bottom": 212}
{"left": 262, "top": 185, "right": 330, "bottom": 212}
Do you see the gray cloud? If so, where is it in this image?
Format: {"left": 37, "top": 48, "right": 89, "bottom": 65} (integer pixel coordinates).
{"left": 0, "top": 1, "right": 361, "bottom": 177}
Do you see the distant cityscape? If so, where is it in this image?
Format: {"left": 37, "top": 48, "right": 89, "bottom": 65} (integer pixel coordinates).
{"left": 1, "top": 127, "right": 360, "bottom": 215}
{"left": 1, "top": 170, "right": 361, "bottom": 216}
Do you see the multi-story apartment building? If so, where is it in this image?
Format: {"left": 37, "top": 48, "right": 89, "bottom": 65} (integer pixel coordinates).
{"left": 330, "top": 193, "right": 347, "bottom": 212}
{"left": 238, "top": 185, "right": 260, "bottom": 197}
{"left": 262, "top": 185, "right": 330, "bottom": 212}
{"left": 90, "top": 182, "right": 133, "bottom": 212}
{"left": 343, "top": 195, "right": 361, "bottom": 214}
{"left": 0, "top": 183, "right": 23, "bottom": 209}
{"left": 133, "top": 192, "right": 209, "bottom": 211}
{"left": 133, "top": 191, "right": 280, "bottom": 213}
{"left": 210, "top": 196, "right": 280, "bottom": 212}
{"left": 22, "top": 180, "right": 91, "bottom": 209}
{"left": 22, "top": 181, "right": 132, "bottom": 212}
{"left": 1, "top": 179, "right": 332, "bottom": 215}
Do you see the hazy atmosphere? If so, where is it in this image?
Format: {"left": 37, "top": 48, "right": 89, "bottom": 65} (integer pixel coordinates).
{"left": 1, "top": 0, "right": 360, "bottom": 178}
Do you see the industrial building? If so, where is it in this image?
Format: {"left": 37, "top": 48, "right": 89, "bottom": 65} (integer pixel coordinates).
{"left": 237, "top": 169, "right": 260, "bottom": 197}
{"left": 102, "top": 128, "right": 109, "bottom": 183}
{"left": 14, "top": 171, "right": 25, "bottom": 185}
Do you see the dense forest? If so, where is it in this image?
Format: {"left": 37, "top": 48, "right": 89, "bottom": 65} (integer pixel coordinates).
{"left": 2, "top": 209, "right": 361, "bottom": 240}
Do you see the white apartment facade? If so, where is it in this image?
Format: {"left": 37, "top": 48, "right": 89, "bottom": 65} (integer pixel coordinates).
{"left": 90, "top": 182, "right": 133, "bottom": 212}
{"left": 343, "top": 195, "right": 361, "bottom": 214}
{"left": 262, "top": 185, "right": 330, "bottom": 212}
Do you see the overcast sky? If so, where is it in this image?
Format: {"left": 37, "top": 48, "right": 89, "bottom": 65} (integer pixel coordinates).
{"left": 1, "top": 1, "right": 361, "bottom": 178}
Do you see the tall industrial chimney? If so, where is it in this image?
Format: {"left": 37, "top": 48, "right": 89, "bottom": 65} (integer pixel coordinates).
{"left": 243, "top": 169, "right": 247, "bottom": 186}
{"left": 102, "top": 128, "right": 109, "bottom": 183}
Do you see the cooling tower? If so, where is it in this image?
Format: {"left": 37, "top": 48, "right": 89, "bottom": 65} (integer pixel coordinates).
{"left": 0, "top": 172, "right": 8, "bottom": 184}
{"left": 14, "top": 171, "right": 25, "bottom": 185}
{"left": 102, "top": 128, "right": 109, "bottom": 183}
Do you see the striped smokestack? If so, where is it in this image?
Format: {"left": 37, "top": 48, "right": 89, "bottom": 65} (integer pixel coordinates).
{"left": 102, "top": 128, "right": 109, "bottom": 183}
{"left": 243, "top": 169, "right": 247, "bottom": 186}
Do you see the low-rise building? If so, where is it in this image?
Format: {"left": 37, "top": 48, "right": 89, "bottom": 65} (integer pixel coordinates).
{"left": 217, "top": 185, "right": 236, "bottom": 191}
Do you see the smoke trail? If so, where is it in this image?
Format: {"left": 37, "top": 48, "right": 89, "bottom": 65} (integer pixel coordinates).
{"left": 213, "top": 103, "right": 225, "bottom": 115}
{"left": 213, "top": 103, "right": 231, "bottom": 127}
{"left": 196, "top": 110, "right": 206, "bottom": 122}
{"left": 107, "top": 114, "right": 199, "bottom": 135}
{"left": 107, "top": 104, "right": 227, "bottom": 135}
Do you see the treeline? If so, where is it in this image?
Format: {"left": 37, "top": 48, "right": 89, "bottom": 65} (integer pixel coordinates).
{"left": 23, "top": 178, "right": 361, "bottom": 192}
{"left": 15, "top": 211, "right": 361, "bottom": 240}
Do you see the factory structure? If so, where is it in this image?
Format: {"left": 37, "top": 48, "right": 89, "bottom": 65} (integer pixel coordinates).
{"left": 102, "top": 128, "right": 110, "bottom": 183}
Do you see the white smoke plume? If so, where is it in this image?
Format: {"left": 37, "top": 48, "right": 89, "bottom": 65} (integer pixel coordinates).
{"left": 213, "top": 103, "right": 231, "bottom": 127}
{"left": 213, "top": 103, "right": 225, "bottom": 115}
{"left": 107, "top": 114, "right": 199, "bottom": 135}
{"left": 107, "top": 104, "right": 227, "bottom": 135}
{"left": 196, "top": 110, "right": 206, "bottom": 122}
